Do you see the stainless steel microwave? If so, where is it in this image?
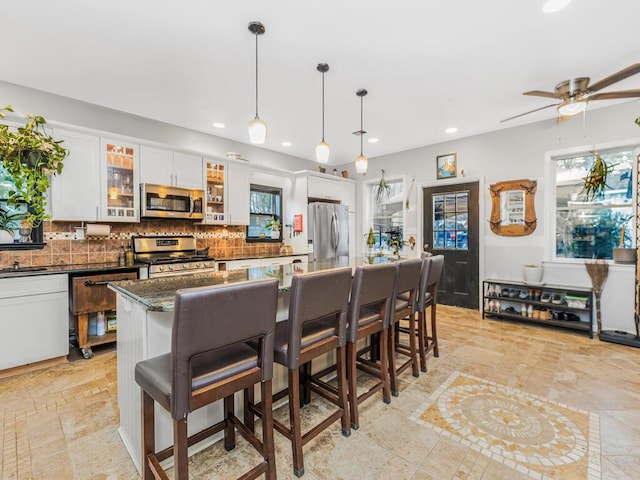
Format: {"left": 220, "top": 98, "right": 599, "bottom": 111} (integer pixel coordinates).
{"left": 140, "top": 183, "right": 204, "bottom": 220}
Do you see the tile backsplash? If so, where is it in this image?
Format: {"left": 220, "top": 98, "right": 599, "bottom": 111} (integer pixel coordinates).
{"left": 0, "top": 220, "right": 283, "bottom": 268}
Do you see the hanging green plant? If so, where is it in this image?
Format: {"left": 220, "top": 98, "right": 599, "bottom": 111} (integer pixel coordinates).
{"left": 0, "top": 105, "right": 68, "bottom": 226}
{"left": 374, "top": 169, "right": 390, "bottom": 204}
{"left": 581, "top": 151, "right": 614, "bottom": 201}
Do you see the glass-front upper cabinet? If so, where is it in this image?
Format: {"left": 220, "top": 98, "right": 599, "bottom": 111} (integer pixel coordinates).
{"left": 100, "top": 138, "right": 139, "bottom": 222}
{"left": 204, "top": 160, "right": 225, "bottom": 224}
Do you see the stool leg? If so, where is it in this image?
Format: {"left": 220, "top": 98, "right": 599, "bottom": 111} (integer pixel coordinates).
{"left": 261, "top": 379, "right": 277, "bottom": 480}
{"left": 409, "top": 311, "right": 419, "bottom": 377}
{"left": 224, "top": 395, "right": 235, "bottom": 451}
{"left": 417, "top": 310, "right": 427, "bottom": 372}
{"left": 336, "top": 345, "right": 351, "bottom": 437}
{"left": 244, "top": 386, "right": 255, "bottom": 433}
{"left": 431, "top": 304, "right": 439, "bottom": 357}
{"left": 302, "top": 361, "right": 312, "bottom": 406}
{"left": 388, "top": 323, "right": 399, "bottom": 397}
{"left": 173, "top": 417, "right": 188, "bottom": 480}
{"left": 379, "top": 329, "right": 391, "bottom": 404}
{"left": 141, "top": 391, "right": 155, "bottom": 480}
{"left": 347, "top": 341, "right": 359, "bottom": 429}
{"left": 288, "top": 368, "right": 304, "bottom": 477}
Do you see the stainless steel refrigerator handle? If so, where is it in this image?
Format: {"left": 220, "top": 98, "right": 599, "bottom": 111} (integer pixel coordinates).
{"left": 333, "top": 210, "right": 340, "bottom": 252}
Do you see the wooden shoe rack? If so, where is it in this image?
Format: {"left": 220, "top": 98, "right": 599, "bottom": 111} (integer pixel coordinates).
{"left": 482, "top": 279, "right": 595, "bottom": 338}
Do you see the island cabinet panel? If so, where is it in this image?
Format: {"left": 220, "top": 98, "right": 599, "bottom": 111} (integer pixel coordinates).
{"left": 50, "top": 129, "right": 101, "bottom": 221}
{"left": 0, "top": 274, "right": 68, "bottom": 370}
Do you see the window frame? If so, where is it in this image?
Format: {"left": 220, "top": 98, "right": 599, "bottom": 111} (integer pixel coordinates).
{"left": 546, "top": 142, "right": 638, "bottom": 263}
{"left": 245, "top": 183, "right": 283, "bottom": 243}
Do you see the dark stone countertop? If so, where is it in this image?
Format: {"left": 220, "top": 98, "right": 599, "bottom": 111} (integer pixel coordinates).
{"left": 108, "top": 256, "right": 400, "bottom": 313}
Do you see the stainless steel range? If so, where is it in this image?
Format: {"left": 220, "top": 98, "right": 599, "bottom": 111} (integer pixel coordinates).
{"left": 132, "top": 235, "right": 216, "bottom": 278}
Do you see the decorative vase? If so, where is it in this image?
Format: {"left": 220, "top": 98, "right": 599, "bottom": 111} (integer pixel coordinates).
{"left": 18, "top": 227, "right": 32, "bottom": 243}
{"left": 270, "top": 230, "right": 280, "bottom": 239}
{"left": 522, "top": 264, "right": 543, "bottom": 283}
{"left": 613, "top": 248, "right": 636, "bottom": 264}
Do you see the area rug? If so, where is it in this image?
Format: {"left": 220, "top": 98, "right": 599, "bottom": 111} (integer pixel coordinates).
{"left": 409, "top": 372, "right": 600, "bottom": 480}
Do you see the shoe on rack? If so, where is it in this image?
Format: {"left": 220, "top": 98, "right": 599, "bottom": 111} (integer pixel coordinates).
{"left": 541, "top": 292, "right": 551, "bottom": 303}
{"left": 551, "top": 294, "right": 563, "bottom": 305}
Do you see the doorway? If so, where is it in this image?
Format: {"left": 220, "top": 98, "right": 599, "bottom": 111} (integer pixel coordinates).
{"left": 423, "top": 181, "right": 480, "bottom": 309}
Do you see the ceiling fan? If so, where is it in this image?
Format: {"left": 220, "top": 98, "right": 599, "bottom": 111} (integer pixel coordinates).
{"left": 501, "top": 63, "right": 640, "bottom": 123}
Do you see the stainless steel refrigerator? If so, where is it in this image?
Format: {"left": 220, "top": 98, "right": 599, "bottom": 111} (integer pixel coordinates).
{"left": 308, "top": 202, "right": 349, "bottom": 261}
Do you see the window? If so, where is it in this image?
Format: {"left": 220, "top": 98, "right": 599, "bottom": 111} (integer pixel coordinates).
{"left": 433, "top": 191, "right": 469, "bottom": 250}
{"left": 365, "top": 176, "right": 404, "bottom": 253}
{"left": 0, "top": 165, "right": 43, "bottom": 245}
{"left": 246, "top": 184, "right": 282, "bottom": 242}
{"left": 553, "top": 148, "right": 635, "bottom": 260}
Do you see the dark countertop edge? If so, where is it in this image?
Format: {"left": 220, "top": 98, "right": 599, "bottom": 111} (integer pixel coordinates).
{"left": 0, "top": 262, "right": 144, "bottom": 279}
{"left": 217, "top": 253, "right": 309, "bottom": 261}
{"left": 0, "top": 253, "right": 310, "bottom": 279}
{"left": 107, "top": 282, "right": 168, "bottom": 312}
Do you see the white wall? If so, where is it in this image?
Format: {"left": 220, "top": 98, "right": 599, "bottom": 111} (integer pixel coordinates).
{"left": 0, "top": 80, "right": 315, "bottom": 173}
{"left": 340, "top": 101, "right": 640, "bottom": 333}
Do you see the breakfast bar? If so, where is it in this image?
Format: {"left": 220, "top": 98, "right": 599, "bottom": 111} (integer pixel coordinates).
{"left": 109, "top": 257, "right": 393, "bottom": 473}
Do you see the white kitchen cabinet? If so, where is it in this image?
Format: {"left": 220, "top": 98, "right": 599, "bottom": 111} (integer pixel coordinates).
{"left": 173, "top": 152, "right": 203, "bottom": 189}
{"left": 101, "top": 138, "right": 140, "bottom": 222}
{"left": 50, "top": 129, "right": 101, "bottom": 221}
{"left": 221, "top": 255, "right": 308, "bottom": 271}
{"left": 140, "top": 146, "right": 203, "bottom": 190}
{"left": 0, "top": 274, "right": 69, "bottom": 370}
{"left": 227, "top": 162, "right": 250, "bottom": 225}
{"left": 307, "top": 174, "right": 356, "bottom": 211}
{"left": 222, "top": 258, "right": 262, "bottom": 271}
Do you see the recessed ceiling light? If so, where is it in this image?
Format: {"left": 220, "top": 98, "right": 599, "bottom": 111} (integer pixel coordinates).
{"left": 281, "top": 141, "right": 292, "bottom": 147}
{"left": 542, "top": 0, "right": 572, "bottom": 13}
{"left": 368, "top": 137, "right": 379, "bottom": 144}
{"left": 212, "top": 122, "right": 225, "bottom": 128}
{"left": 445, "top": 127, "right": 458, "bottom": 134}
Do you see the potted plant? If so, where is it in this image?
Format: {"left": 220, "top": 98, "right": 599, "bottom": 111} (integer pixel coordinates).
{"left": 0, "top": 105, "right": 68, "bottom": 227}
{"left": 264, "top": 216, "right": 281, "bottom": 239}
{"left": 0, "top": 206, "right": 22, "bottom": 243}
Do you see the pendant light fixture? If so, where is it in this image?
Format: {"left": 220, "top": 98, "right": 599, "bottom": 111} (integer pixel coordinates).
{"left": 315, "top": 63, "right": 330, "bottom": 164}
{"left": 354, "top": 89, "right": 368, "bottom": 174}
{"left": 248, "top": 21, "right": 267, "bottom": 144}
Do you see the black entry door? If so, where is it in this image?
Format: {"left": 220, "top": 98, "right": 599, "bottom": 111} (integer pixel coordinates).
{"left": 423, "top": 182, "right": 479, "bottom": 309}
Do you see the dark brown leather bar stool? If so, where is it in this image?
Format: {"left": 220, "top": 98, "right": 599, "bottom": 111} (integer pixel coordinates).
{"left": 417, "top": 255, "right": 444, "bottom": 372}
{"left": 387, "top": 258, "right": 423, "bottom": 396}
{"left": 347, "top": 262, "right": 397, "bottom": 430}
{"left": 256, "top": 267, "right": 352, "bottom": 477}
{"left": 134, "top": 278, "right": 279, "bottom": 480}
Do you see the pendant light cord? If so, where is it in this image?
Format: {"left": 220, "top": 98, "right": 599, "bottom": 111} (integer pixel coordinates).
{"left": 255, "top": 33, "right": 259, "bottom": 119}
{"left": 360, "top": 95, "right": 364, "bottom": 155}
{"left": 321, "top": 72, "right": 325, "bottom": 141}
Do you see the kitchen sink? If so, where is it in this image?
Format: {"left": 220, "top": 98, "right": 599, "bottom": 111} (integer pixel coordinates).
{"left": 0, "top": 266, "right": 48, "bottom": 273}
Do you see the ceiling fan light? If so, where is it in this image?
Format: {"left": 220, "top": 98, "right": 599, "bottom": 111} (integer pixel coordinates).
{"left": 248, "top": 117, "right": 267, "bottom": 144}
{"left": 557, "top": 100, "right": 587, "bottom": 116}
{"left": 355, "top": 154, "right": 368, "bottom": 174}
{"left": 542, "top": 0, "right": 572, "bottom": 13}
{"left": 315, "top": 140, "right": 330, "bottom": 164}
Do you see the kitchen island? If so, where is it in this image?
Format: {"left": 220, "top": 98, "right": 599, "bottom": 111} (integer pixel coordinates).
{"left": 109, "top": 257, "right": 397, "bottom": 473}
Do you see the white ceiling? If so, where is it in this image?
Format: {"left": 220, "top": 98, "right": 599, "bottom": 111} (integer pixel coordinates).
{"left": 3, "top": 0, "right": 640, "bottom": 165}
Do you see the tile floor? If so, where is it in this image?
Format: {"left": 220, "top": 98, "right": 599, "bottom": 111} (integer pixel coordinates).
{"left": 2, "top": 305, "right": 640, "bottom": 479}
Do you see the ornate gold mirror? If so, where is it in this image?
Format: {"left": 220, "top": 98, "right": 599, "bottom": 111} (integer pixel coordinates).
{"left": 489, "top": 179, "right": 537, "bottom": 236}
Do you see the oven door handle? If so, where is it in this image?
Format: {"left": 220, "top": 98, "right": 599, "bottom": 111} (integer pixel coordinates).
{"left": 84, "top": 280, "right": 110, "bottom": 287}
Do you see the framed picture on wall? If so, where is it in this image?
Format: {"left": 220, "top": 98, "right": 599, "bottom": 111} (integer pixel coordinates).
{"left": 437, "top": 153, "right": 457, "bottom": 179}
